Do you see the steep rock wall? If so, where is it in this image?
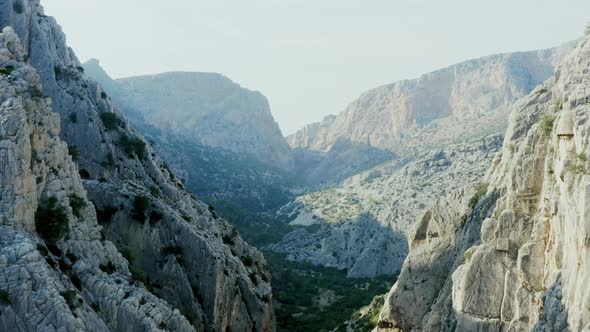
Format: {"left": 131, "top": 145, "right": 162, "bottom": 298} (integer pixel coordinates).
{"left": 375, "top": 27, "right": 590, "bottom": 332}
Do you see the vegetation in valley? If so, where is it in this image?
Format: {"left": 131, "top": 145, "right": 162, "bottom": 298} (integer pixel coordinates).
{"left": 204, "top": 198, "right": 297, "bottom": 247}
{"left": 35, "top": 197, "right": 69, "bottom": 243}
{"left": 265, "top": 251, "right": 395, "bottom": 332}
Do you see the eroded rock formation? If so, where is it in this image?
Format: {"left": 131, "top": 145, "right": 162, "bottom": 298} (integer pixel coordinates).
{"left": 0, "top": 1, "right": 275, "bottom": 331}
{"left": 376, "top": 27, "right": 590, "bottom": 332}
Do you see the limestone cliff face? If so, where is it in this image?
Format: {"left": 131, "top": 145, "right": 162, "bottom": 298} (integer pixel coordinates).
{"left": 0, "top": 27, "right": 194, "bottom": 332}
{"left": 0, "top": 1, "right": 274, "bottom": 331}
{"left": 376, "top": 27, "right": 590, "bottom": 332}
{"left": 83, "top": 60, "right": 295, "bottom": 213}
{"left": 289, "top": 48, "right": 568, "bottom": 155}
{"left": 271, "top": 135, "right": 502, "bottom": 278}
{"left": 84, "top": 60, "right": 294, "bottom": 171}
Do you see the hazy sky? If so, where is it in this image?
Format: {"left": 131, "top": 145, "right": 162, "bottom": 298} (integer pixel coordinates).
{"left": 43, "top": 1, "right": 590, "bottom": 135}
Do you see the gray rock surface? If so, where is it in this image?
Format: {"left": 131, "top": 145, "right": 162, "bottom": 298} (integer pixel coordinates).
{"left": 84, "top": 59, "right": 294, "bottom": 171}
{"left": 375, "top": 27, "right": 590, "bottom": 332}
{"left": 270, "top": 43, "right": 574, "bottom": 281}
{"left": 0, "top": 27, "right": 194, "bottom": 331}
{"left": 272, "top": 135, "right": 502, "bottom": 278}
{"left": 288, "top": 46, "right": 572, "bottom": 185}
{"left": 0, "top": 1, "right": 275, "bottom": 331}
{"left": 83, "top": 60, "right": 295, "bottom": 213}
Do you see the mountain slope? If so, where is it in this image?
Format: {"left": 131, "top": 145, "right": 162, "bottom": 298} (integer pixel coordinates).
{"left": 84, "top": 59, "right": 294, "bottom": 171}
{"left": 0, "top": 1, "right": 274, "bottom": 331}
{"left": 271, "top": 45, "right": 572, "bottom": 279}
{"left": 83, "top": 60, "right": 297, "bottom": 214}
{"left": 287, "top": 47, "right": 571, "bottom": 185}
{"left": 376, "top": 26, "right": 590, "bottom": 331}
{"left": 289, "top": 47, "right": 570, "bottom": 155}
{"left": 0, "top": 26, "right": 194, "bottom": 332}
{"left": 272, "top": 134, "right": 502, "bottom": 278}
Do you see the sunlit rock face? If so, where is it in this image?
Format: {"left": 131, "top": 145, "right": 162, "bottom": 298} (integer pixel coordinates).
{"left": 0, "top": 1, "right": 275, "bottom": 331}
{"left": 375, "top": 29, "right": 590, "bottom": 332}
{"left": 272, "top": 44, "right": 573, "bottom": 279}
{"left": 288, "top": 46, "right": 571, "bottom": 185}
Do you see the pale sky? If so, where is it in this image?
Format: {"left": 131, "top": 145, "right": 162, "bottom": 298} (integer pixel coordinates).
{"left": 43, "top": 1, "right": 590, "bottom": 135}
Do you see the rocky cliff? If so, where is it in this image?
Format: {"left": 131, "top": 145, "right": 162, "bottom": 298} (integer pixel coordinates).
{"left": 83, "top": 60, "right": 295, "bottom": 214}
{"left": 83, "top": 59, "right": 294, "bottom": 171}
{"left": 272, "top": 45, "right": 574, "bottom": 279}
{"left": 289, "top": 47, "right": 568, "bottom": 155}
{"left": 375, "top": 26, "right": 590, "bottom": 332}
{"left": 288, "top": 47, "right": 571, "bottom": 185}
{"left": 272, "top": 135, "right": 502, "bottom": 278}
{"left": 0, "top": 1, "right": 274, "bottom": 331}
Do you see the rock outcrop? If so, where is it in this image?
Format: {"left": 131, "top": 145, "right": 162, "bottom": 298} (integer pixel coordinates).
{"left": 83, "top": 60, "right": 295, "bottom": 213}
{"left": 288, "top": 46, "right": 571, "bottom": 184}
{"left": 0, "top": 26, "right": 194, "bottom": 332}
{"left": 83, "top": 59, "right": 294, "bottom": 171}
{"left": 272, "top": 135, "right": 502, "bottom": 278}
{"left": 272, "top": 40, "right": 574, "bottom": 280}
{"left": 375, "top": 27, "right": 590, "bottom": 332}
{"left": 0, "top": 1, "right": 274, "bottom": 331}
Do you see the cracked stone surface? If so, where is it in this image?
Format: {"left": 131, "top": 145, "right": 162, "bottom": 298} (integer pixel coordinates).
{"left": 375, "top": 26, "right": 590, "bottom": 332}
{"left": 0, "top": 1, "right": 275, "bottom": 331}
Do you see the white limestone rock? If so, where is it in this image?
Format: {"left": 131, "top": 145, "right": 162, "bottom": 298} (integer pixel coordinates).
{"left": 375, "top": 27, "right": 590, "bottom": 332}
{"left": 0, "top": 2, "right": 275, "bottom": 331}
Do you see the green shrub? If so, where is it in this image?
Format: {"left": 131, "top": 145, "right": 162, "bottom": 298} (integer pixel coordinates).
{"left": 99, "top": 112, "right": 122, "bottom": 131}
{"left": 69, "top": 112, "right": 77, "bottom": 123}
{"left": 12, "top": 1, "right": 24, "bottom": 14}
{"left": 70, "top": 274, "right": 82, "bottom": 290}
{"left": 67, "top": 146, "right": 79, "bottom": 160}
{"left": 539, "top": 114, "right": 556, "bottom": 136}
{"left": 149, "top": 186, "right": 160, "bottom": 196}
{"left": 101, "top": 91, "right": 107, "bottom": 99}
{"left": 99, "top": 262, "right": 116, "bottom": 274}
{"left": 468, "top": 183, "right": 489, "bottom": 210}
{"left": 222, "top": 235, "right": 234, "bottom": 246}
{"left": 249, "top": 272, "right": 258, "bottom": 286}
{"left": 462, "top": 247, "right": 477, "bottom": 264}
{"left": 0, "top": 66, "right": 15, "bottom": 75}
{"left": 131, "top": 266, "right": 147, "bottom": 285}
{"left": 119, "top": 135, "right": 146, "bottom": 159}
{"left": 0, "top": 290, "right": 11, "bottom": 305}
{"left": 60, "top": 290, "right": 81, "bottom": 310}
{"left": 35, "top": 197, "right": 69, "bottom": 243}
{"left": 132, "top": 195, "right": 150, "bottom": 223}
{"left": 66, "top": 252, "right": 78, "bottom": 263}
{"left": 161, "top": 245, "right": 183, "bottom": 256}
{"left": 69, "top": 194, "right": 87, "bottom": 218}
{"left": 577, "top": 152, "right": 587, "bottom": 162}
{"left": 149, "top": 210, "right": 163, "bottom": 224}
{"left": 96, "top": 205, "right": 118, "bottom": 224}
{"left": 243, "top": 256, "right": 254, "bottom": 267}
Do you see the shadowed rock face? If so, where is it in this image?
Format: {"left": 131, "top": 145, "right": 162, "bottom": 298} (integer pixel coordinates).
{"left": 273, "top": 134, "right": 502, "bottom": 278}
{"left": 83, "top": 60, "right": 296, "bottom": 213}
{"left": 0, "top": 1, "right": 275, "bottom": 331}
{"left": 83, "top": 59, "right": 294, "bottom": 171}
{"left": 376, "top": 28, "right": 590, "bottom": 332}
